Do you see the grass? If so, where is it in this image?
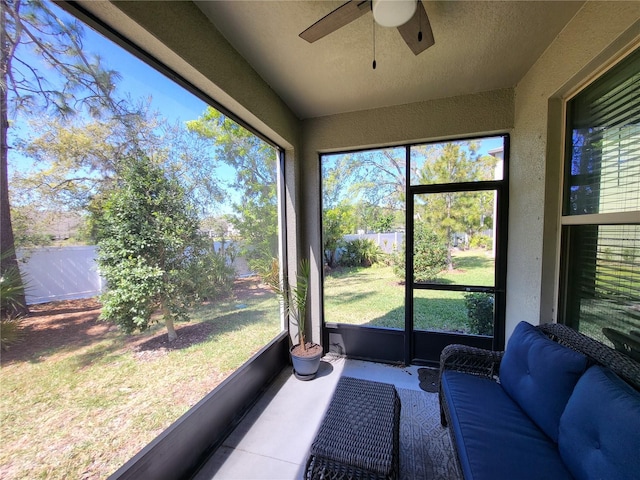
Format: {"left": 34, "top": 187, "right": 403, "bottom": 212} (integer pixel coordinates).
{"left": 0, "top": 289, "right": 281, "bottom": 480}
{"left": 324, "top": 249, "right": 495, "bottom": 332}
{"left": 1, "top": 250, "right": 496, "bottom": 478}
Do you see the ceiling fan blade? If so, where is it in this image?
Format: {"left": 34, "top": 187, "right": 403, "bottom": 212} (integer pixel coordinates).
{"left": 397, "top": 1, "right": 434, "bottom": 55}
{"left": 299, "top": 1, "right": 371, "bottom": 43}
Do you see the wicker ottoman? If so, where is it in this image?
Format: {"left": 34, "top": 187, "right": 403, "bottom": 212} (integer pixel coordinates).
{"left": 305, "top": 376, "right": 400, "bottom": 480}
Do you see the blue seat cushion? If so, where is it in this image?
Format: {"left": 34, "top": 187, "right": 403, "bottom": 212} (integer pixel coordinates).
{"left": 499, "top": 321, "right": 588, "bottom": 442}
{"left": 441, "top": 370, "right": 573, "bottom": 480}
{"left": 558, "top": 365, "right": 640, "bottom": 480}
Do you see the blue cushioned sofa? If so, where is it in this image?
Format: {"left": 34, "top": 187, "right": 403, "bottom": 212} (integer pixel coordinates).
{"left": 439, "top": 322, "right": 640, "bottom": 480}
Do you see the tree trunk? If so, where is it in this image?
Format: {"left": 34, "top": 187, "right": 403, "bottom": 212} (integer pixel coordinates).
{"left": 163, "top": 303, "right": 178, "bottom": 342}
{"left": 166, "top": 318, "right": 178, "bottom": 342}
{"left": 0, "top": 8, "right": 28, "bottom": 317}
{"left": 446, "top": 193, "right": 454, "bottom": 272}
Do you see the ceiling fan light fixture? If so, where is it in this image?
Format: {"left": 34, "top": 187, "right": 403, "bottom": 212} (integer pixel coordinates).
{"left": 372, "top": 0, "right": 417, "bottom": 28}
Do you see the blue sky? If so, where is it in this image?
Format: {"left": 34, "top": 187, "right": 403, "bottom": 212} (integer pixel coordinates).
{"left": 476, "top": 137, "right": 504, "bottom": 157}
{"left": 8, "top": 1, "right": 239, "bottom": 214}
{"left": 80, "top": 28, "right": 207, "bottom": 126}
{"left": 9, "top": 1, "right": 207, "bottom": 143}
{"left": 50, "top": 0, "right": 206, "bottom": 124}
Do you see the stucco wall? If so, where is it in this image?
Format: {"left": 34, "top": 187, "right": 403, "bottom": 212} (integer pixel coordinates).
{"left": 509, "top": 3, "right": 640, "bottom": 340}
{"left": 301, "top": 89, "right": 515, "bottom": 345}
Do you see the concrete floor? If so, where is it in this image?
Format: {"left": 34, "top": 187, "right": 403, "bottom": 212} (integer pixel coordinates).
{"left": 192, "top": 355, "right": 423, "bottom": 480}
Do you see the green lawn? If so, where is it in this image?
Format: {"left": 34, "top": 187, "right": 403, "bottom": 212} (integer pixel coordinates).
{"left": 0, "top": 287, "right": 280, "bottom": 480}
{"left": 1, "top": 250, "right": 495, "bottom": 478}
{"left": 324, "top": 249, "right": 495, "bottom": 332}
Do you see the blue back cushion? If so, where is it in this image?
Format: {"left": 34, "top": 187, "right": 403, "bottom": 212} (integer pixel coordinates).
{"left": 499, "top": 321, "right": 588, "bottom": 442}
{"left": 558, "top": 365, "right": 640, "bottom": 480}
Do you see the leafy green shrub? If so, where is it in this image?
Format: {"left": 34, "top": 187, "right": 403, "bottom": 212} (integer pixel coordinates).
{"left": 464, "top": 292, "right": 494, "bottom": 335}
{"left": 394, "top": 225, "right": 447, "bottom": 282}
{"left": 469, "top": 234, "right": 492, "bottom": 250}
{"left": 0, "top": 261, "right": 27, "bottom": 318}
{"left": 1, "top": 317, "right": 25, "bottom": 350}
{"left": 338, "top": 241, "right": 360, "bottom": 267}
{"left": 1, "top": 254, "right": 28, "bottom": 350}
{"left": 339, "top": 239, "right": 382, "bottom": 267}
{"left": 378, "top": 252, "right": 395, "bottom": 267}
{"left": 323, "top": 205, "right": 356, "bottom": 268}
{"left": 190, "top": 243, "right": 236, "bottom": 301}
{"left": 95, "top": 157, "right": 213, "bottom": 341}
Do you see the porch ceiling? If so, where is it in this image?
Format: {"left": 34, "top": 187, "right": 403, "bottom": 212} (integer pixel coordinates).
{"left": 195, "top": 1, "right": 584, "bottom": 120}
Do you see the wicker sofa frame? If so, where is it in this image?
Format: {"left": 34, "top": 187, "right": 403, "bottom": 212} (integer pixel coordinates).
{"left": 438, "top": 322, "right": 640, "bottom": 477}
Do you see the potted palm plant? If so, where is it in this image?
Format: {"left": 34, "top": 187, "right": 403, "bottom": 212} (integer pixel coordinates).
{"left": 264, "top": 258, "right": 322, "bottom": 380}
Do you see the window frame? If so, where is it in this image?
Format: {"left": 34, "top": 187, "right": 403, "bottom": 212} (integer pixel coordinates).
{"left": 558, "top": 46, "right": 640, "bottom": 332}
{"left": 319, "top": 135, "right": 510, "bottom": 364}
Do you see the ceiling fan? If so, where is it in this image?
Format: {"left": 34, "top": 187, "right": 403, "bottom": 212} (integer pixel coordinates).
{"left": 299, "top": 0, "right": 435, "bottom": 56}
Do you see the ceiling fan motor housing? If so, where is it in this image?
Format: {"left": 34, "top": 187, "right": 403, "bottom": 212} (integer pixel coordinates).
{"left": 372, "top": 0, "right": 417, "bottom": 28}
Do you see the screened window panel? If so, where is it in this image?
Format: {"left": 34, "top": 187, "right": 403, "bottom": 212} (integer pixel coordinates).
{"left": 410, "top": 138, "right": 504, "bottom": 186}
{"left": 413, "top": 190, "right": 496, "bottom": 287}
{"left": 564, "top": 48, "right": 640, "bottom": 216}
{"left": 321, "top": 147, "right": 406, "bottom": 330}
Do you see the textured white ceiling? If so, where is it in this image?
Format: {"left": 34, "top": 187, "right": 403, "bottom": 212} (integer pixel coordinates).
{"left": 196, "top": 1, "right": 584, "bottom": 119}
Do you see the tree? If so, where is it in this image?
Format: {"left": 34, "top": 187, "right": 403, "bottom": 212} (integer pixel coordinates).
{"left": 186, "top": 107, "right": 278, "bottom": 273}
{"left": 323, "top": 203, "right": 356, "bottom": 268}
{"left": 10, "top": 204, "right": 71, "bottom": 247}
{"left": 1, "top": 0, "right": 124, "bottom": 313}
{"left": 372, "top": 210, "right": 394, "bottom": 233}
{"left": 394, "top": 223, "right": 448, "bottom": 282}
{"left": 349, "top": 149, "right": 406, "bottom": 210}
{"left": 14, "top": 108, "right": 158, "bottom": 207}
{"left": 95, "top": 156, "right": 209, "bottom": 341}
{"left": 321, "top": 150, "right": 404, "bottom": 267}
{"left": 11, "top": 105, "right": 222, "bottom": 247}
{"left": 324, "top": 149, "right": 406, "bottom": 228}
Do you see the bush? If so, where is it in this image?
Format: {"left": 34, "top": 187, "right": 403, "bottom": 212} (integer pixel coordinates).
{"left": 0, "top": 261, "right": 27, "bottom": 318}
{"left": 469, "top": 234, "right": 492, "bottom": 250}
{"left": 1, "top": 257, "right": 28, "bottom": 350}
{"left": 464, "top": 292, "right": 494, "bottom": 335}
{"left": 1, "top": 317, "right": 25, "bottom": 350}
{"left": 394, "top": 225, "right": 447, "bottom": 282}
{"left": 339, "top": 239, "right": 382, "bottom": 267}
{"left": 190, "top": 242, "right": 236, "bottom": 301}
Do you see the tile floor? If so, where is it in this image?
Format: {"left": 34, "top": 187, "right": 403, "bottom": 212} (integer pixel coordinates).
{"left": 192, "top": 355, "right": 423, "bottom": 479}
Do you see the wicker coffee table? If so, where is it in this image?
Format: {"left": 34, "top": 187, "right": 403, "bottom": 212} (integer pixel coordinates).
{"left": 305, "top": 376, "right": 400, "bottom": 480}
